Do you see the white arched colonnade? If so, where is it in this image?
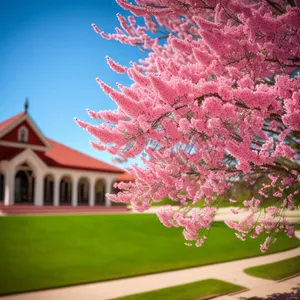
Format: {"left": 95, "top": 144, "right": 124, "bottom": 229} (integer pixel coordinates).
{"left": 0, "top": 148, "right": 115, "bottom": 206}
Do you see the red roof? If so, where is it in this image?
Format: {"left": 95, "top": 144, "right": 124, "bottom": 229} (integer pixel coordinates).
{"left": 0, "top": 112, "right": 25, "bottom": 132}
{"left": 42, "top": 139, "right": 123, "bottom": 173}
{"left": 0, "top": 112, "right": 124, "bottom": 174}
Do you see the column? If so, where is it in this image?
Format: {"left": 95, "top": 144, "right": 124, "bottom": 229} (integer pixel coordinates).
{"left": 89, "top": 178, "right": 95, "bottom": 207}
{"left": 34, "top": 172, "right": 43, "bottom": 206}
{"left": 105, "top": 178, "right": 114, "bottom": 207}
{"left": 72, "top": 176, "right": 78, "bottom": 207}
{"left": 4, "top": 169, "right": 14, "bottom": 206}
{"left": 54, "top": 176, "right": 60, "bottom": 206}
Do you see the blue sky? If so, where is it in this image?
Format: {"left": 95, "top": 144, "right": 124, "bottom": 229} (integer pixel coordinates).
{"left": 0, "top": 0, "right": 147, "bottom": 167}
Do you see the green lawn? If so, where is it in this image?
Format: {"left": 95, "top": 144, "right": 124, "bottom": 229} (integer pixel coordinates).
{"left": 115, "top": 279, "right": 245, "bottom": 300}
{"left": 0, "top": 214, "right": 299, "bottom": 295}
{"left": 244, "top": 256, "right": 300, "bottom": 280}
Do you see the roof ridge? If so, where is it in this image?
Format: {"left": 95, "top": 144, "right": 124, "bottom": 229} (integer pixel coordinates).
{"left": 0, "top": 112, "right": 125, "bottom": 174}
{"left": 0, "top": 111, "right": 25, "bottom": 132}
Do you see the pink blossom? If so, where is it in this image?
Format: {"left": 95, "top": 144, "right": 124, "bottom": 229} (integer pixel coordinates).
{"left": 96, "top": 78, "right": 114, "bottom": 94}
{"left": 266, "top": 206, "right": 281, "bottom": 215}
{"left": 260, "top": 236, "right": 271, "bottom": 253}
{"left": 235, "top": 233, "right": 246, "bottom": 241}
{"left": 74, "top": 118, "right": 89, "bottom": 129}
{"left": 106, "top": 56, "right": 127, "bottom": 74}
{"left": 255, "top": 226, "right": 264, "bottom": 235}
{"left": 156, "top": 206, "right": 175, "bottom": 228}
{"left": 231, "top": 209, "right": 239, "bottom": 215}
{"left": 150, "top": 75, "right": 175, "bottom": 104}
{"left": 77, "top": 0, "right": 300, "bottom": 252}
{"left": 285, "top": 225, "right": 294, "bottom": 238}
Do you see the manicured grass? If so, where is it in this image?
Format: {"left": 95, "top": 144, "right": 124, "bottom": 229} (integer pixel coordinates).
{"left": 244, "top": 256, "right": 300, "bottom": 280}
{"left": 0, "top": 214, "right": 299, "bottom": 295}
{"left": 114, "top": 279, "right": 245, "bottom": 300}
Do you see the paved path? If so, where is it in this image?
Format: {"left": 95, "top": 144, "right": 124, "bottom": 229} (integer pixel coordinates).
{"left": 215, "top": 276, "right": 300, "bottom": 300}
{"left": 295, "top": 231, "right": 300, "bottom": 239}
{"left": 1, "top": 245, "right": 299, "bottom": 300}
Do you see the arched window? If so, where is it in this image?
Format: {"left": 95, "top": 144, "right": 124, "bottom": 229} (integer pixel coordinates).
{"left": 18, "top": 126, "right": 28, "bottom": 143}
{"left": 44, "top": 174, "right": 54, "bottom": 205}
{"left": 0, "top": 173, "right": 4, "bottom": 202}
{"left": 77, "top": 177, "right": 89, "bottom": 205}
{"left": 14, "top": 163, "right": 35, "bottom": 204}
{"left": 95, "top": 179, "right": 106, "bottom": 205}
{"left": 59, "top": 176, "right": 72, "bottom": 205}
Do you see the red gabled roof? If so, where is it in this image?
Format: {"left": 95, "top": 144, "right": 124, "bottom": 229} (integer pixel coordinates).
{"left": 39, "top": 139, "right": 124, "bottom": 173}
{"left": 0, "top": 112, "right": 24, "bottom": 132}
{"left": 0, "top": 112, "right": 125, "bottom": 174}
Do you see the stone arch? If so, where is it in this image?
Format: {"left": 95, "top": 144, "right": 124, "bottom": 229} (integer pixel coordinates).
{"left": 95, "top": 178, "right": 106, "bottom": 206}
{"left": 77, "top": 177, "right": 89, "bottom": 205}
{"left": 44, "top": 174, "right": 54, "bottom": 205}
{"left": 59, "top": 175, "right": 72, "bottom": 205}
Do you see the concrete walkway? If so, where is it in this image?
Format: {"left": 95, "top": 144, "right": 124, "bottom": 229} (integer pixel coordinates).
{"left": 1, "top": 245, "right": 299, "bottom": 300}
{"left": 215, "top": 276, "right": 300, "bottom": 300}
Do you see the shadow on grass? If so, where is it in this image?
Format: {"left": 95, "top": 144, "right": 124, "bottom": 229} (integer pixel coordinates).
{"left": 240, "top": 285, "right": 300, "bottom": 300}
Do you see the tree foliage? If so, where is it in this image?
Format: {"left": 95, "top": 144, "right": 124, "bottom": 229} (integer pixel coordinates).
{"left": 76, "top": 0, "right": 300, "bottom": 251}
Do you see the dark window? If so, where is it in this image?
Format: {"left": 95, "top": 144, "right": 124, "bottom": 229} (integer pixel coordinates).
{"left": 0, "top": 174, "right": 4, "bottom": 201}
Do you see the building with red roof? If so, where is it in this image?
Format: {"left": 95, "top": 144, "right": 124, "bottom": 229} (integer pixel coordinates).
{"left": 0, "top": 101, "right": 131, "bottom": 207}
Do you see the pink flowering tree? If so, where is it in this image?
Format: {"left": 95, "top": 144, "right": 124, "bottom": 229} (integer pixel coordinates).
{"left": 76, "top": 0, "right": 300, "bottom": 251}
